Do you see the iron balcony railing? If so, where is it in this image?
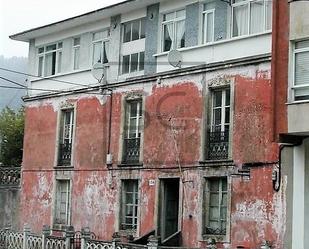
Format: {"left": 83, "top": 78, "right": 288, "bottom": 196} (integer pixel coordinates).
{"left": 122, "top": 137, "right": 140, "bottom": 164}
{"left": 207, "top": 130, "right": 229, "bottom": 160}
{"left": 58, "top": 142, "right": 72, "bottom": 166}
{"left": 0, "top": 167, "right": 21, "bottom": 187}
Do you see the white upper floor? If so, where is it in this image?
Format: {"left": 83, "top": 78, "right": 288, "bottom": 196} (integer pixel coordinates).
{"left": 11, "top": 0, "right": 273, "bottom": 96}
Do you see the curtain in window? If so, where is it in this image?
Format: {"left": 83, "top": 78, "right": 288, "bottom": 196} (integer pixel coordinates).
{"left": 165, "top": 23, "right": 174, "bottom": 51}
{"left": 45, "top": 53, "right": 53, "bottom": 76}
{"left": 176, "top": 20, "right": 185, "bottom": 49}
{"left": 250, "top": 1, "right": 264, "bottom": 34}
{"left": 233, "top": 4, "right": 248, "bottom": 37}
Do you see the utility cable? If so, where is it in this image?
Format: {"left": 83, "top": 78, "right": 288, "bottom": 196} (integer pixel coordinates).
{"left": 0, "top": 67, "right": 89, "bottom": 87}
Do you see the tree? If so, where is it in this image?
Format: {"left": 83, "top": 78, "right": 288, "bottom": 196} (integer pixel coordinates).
{"left": 0, "top": 107, "right": 24, "bottom": 167}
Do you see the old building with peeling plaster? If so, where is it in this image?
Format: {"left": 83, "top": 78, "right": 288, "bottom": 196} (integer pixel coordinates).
{"left": 6, "top": 0, "right": 296, "bottom": 248}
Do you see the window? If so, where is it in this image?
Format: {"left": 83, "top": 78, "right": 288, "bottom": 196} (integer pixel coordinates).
{"left": 202, "top": 6, "right": 215, "bottom": 44}
{"left": 92, "top": 30, "right": 110, "bottom": 65}
{"left": 162, "top": 9, "right": 186, "bottom": 52}
{"left": 73, "top": 37, "right": 80, "bottom": 70}
{"left": 293, "top": 40, "right": 309, "bottom": 101}
{"left": 121, "top": 180, "right": 139, "bottom": 231}
{"left": 37, "top": 42, "right": 63, "bottom": 77}
{"left": 204, "top": 177, "right": 228, "bottom": 236}
{"left": 122, "top": 99, "right": 143, "bottom": 164}
{"left": 122, "top": 52, "right": 145, "bottom": 74}
{"left": 123, "top": 19, "right": 146, "bottom": 43}
{"left": 232, "top": 0, "right": 272, "bottom": 37}
{"left": 58, "top": 109, "right": 74, "bottom": 166}
{"left": 54, "top": 180, "right": 71, "bottom": 226}
{"left": 207, "top": 88, "right": 230, "bottom": 160}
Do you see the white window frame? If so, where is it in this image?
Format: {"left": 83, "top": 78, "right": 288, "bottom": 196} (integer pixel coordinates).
{"left": 122, "top": 18, "right": 146, "bottom": 43}
{"left": 210, "top": 88, "right": 230, "bottom": 132}
{"left": 92, "top": 29, "right": 110, "bottom": 65}
{"left": 37, "top": 42, "right": 63, "bottom": 77}
{"left": 161, "top": 9, "right": 186, "bottom": 52}
{"left": 121, "top": 52, "right": 145, "bottom": 75}
{"left": 204, "top": 177, "right": 229, "bottom": 238}
{"left": 120, "top": 179, "right": 139, "bottom": 231}
{"left": 202, "top": 8, "right": 215, "bottom": 44}
{"left": 72, "top": 37, "right": 81, "bottom": 70}
{"left": 126, "top": 99, "right": 143, "bottom": 139}
{"left": 292, "top": 41, "right": 309, "bottom": 101}
{"left": 54, "top": 179, "right": 71, "bottom": 226}
{"left": 231, "top": 0, "right": 271, "bottom": 38}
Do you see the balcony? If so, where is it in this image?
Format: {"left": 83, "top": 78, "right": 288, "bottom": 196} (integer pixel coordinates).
{"left": 207, "top": 130, "right": 229, "bottom": 160}
{"left": 122, "top": 138, "right": 140, "bottom": 164}
{"left": 58, "top": 142, "right": 72, "bottom": 166}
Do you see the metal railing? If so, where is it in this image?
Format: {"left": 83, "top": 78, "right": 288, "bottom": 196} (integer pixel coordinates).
{"left": 122, "top": 138, "right": 140, "bottom": 164}
{"left": 0, "top": 167, "right": 21, "bottom": 187}
{"left": 207, "top": 130, "right": 229, "bottom": 160}
{"left": 58, "top": 142, "right": 72, "bottom": 166}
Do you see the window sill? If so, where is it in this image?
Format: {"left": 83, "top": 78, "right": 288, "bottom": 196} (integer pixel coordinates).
{"left": 199, "top": 159, "right": 234, "bottom": 167}
{"left": 54, "top": 165, "right": 74, "bottom": 170}
{"left": 31, "top": 68, "right": 92, "bottom": 83}
{"left": 201, "top": 234, "right": 228, "bottom": 243}
{"left": 153, "top": 31, "right": 271, "bottom": 57}
{"left": 287, "top": 100, "right": 309, "bottom": 105}
{"left": 118, "top": 163, "right": 143, "bottom": 168}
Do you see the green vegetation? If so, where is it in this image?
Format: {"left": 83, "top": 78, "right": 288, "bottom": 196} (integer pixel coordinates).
{"left": 0, "top": 107, "right": 24, "bottom": 167}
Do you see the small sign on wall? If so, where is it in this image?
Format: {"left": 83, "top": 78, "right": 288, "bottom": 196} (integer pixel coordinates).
{"left": 148, "top": 179, "right": 156, "bottom": 186}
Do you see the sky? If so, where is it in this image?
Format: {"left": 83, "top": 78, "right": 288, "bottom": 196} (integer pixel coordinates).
{"left": 0, "top": 0, "right": 123, "bottom": 58}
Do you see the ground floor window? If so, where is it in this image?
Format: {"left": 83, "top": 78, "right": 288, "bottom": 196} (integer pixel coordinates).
{"left": 54, "top": 179, "right": 71, "bottom": 226}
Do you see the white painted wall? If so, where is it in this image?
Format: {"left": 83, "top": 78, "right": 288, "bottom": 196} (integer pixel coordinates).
{"left": 155, "top": 32, "right": 271, "bottom": 73}
{"left": 292, "top": 144, "right": 305, "bottom": 249}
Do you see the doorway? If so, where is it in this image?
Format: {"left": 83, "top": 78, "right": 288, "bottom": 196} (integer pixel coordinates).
{"left": 159, "top": 178, "right": 180, "bottom": 242}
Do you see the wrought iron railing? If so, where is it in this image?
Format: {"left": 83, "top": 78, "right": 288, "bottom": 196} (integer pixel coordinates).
{"left": 0, "top": 167, "right": 21, "bottom": 187}
{"left": 122, "top": 138, "right": 140, "bottom": 164}
{"left": 207, "top": 130, "right": 229, "bottom": 160}
{"left": 205, "top": 227, "right": 226, "bottom": 236}
{"left": 58, "top": 142, "right": 72, "bottom": 166}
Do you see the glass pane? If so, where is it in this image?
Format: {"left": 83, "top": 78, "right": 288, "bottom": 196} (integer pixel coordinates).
{"left": 140, "top": 19, "right": 146, "bottom": 39}
{"left": 176, "top": 9, "right": 185, "bottom": 18}
{"left": 222, "top": 193, "right": 228, "bottom": 206}
{"left": 225, "top": 89, "right": 231, "bottom": 105}
{"left": 93, "top": 42, "right": 102, "bottom": 64}
{"left": 73, "top": 37, "right": 80, "bottom": 46}
{"left": 209, "top": 207, "right": 219, "bottom": 220}
{"left": 163, "top": 23, "right": 173, "bottom": 52}
{"left": 250, "top": 1, "right": 264, "bottom": 34}
{"left": 38, "top": 47, "right": 44, "bottom": 54}
{"left": 295, "top": 51, "right": 309, "bottom": 86}
{"left": 266, "top": 0, "right": 272, "bottom": 30}
{"left": 233, "top": 4, "right": 249, "bottom": 37}
{"left": 93, "top": 31, "right": 103, "bottom": 41}
{"left": 103, "top": 41, "right": 109, "bottom": 64}
{"left": 209, "top": 221, "right": 219, "bottom": 230}
{"left": 225, "top": 107, "right": 230, "bottom": 124}
{"left": 122, "top": 55, "right": 130, "bottom": 74}
{"left": 210, "top": 193, "right": 219, "bottom": 205}
{"left": 132, "top": 20, "right": 140, "bottom": 41}
{"left": 57, "top": 51, "right": 62, "bottom": 73}
{"left": 210, "top": 179, "right": 219, "bottom": 191}
{"left": 129, "top": 118, "right": 138, "bottom": 138}
{"left": 126, "top": 193, "right": 133, "bottom": 204}
{"left": 214, "top": 91, "right": 222, "bottom": 107}
{"left": 74, "top": 48, "right": 80, "bottom": 70}
{"left": 46, "top": 44, "right": 56, "bottom": 51}
{"left": 176, "top": 20, "right": 185, "bottom": 49}
{"left": 206, "top": 12, "right": 214, "bottom": 43}
{"left": 220, "top": 207, "right": 227, "bottom": 220}
{"left": 123, "top": 22, "right": 132, "bottom": 42}
{"left": 38, "top": 56, "right": 43, "bottom": 76}
{"left": 296, "top": 40, "right": 309, "bottom": 50}
{"left": 130, "top": 102, "right": 138, "bottom": 117}
{"left": 164, "top": 12, "right": 175, "bottom": 21}
{"left": 214, "top": 109, "right": 222, "bottom": 126}
{"left": 222, "top": 178, "right": 227, "bottom": 191}
{"left": 44, "top": 53, "right": 54, "bottom": 76}
{"left": 295, "top": 87, "right": 309, "bottom": 101}
{"left": 131, "top": 53, "right": 138, "bottom": 72}
{"left": 139, "top": 52, "right": 144, "bottom": 71}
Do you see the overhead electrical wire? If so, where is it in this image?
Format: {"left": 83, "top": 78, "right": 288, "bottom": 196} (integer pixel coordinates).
{"left": 0, "top": 67, "right": 89, "bottom": 87}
